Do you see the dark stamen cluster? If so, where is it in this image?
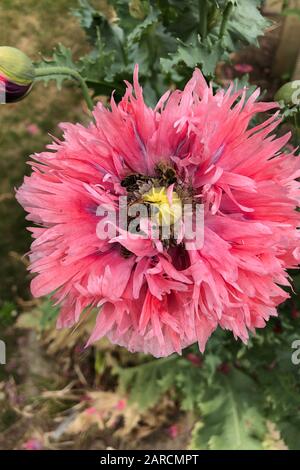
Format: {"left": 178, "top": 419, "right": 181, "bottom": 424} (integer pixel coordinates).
{"left": 119, "top": 163, "right": 194, "bottom": 257}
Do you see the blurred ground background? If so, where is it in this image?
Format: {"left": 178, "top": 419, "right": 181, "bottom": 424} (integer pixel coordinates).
{"left": 0, "top": 0, "right": 299, "bottom": 450}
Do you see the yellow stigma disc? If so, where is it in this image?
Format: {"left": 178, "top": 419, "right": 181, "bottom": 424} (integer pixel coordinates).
{"left": 142, "top": 186, "right": 182, "bottom": 226}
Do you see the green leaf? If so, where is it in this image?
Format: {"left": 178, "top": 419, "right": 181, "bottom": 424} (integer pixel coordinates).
{"left": 161, "top": 35, "right": 224, "bottom": 78}
{"left": 39, "top": 298, "right": 59, "bottom": 329}
{"left": 278, "top": 417, "right": 300, "bottom": 450}
{"left": 117, "top": 355, "right": 178, "bottom": 410}
{"left": 0, "top": 301, "right": 17, "bottom": 328}
{"left": 79, "top": 37, "right": 117, "bottom": 91}
{"left": 127, "top": 6, "right": 177, "bottom": 78}
{"left": 227, "top": 0, "right": 269, "bottom": 47}
{"left": 175, "top": 366, "right": 204, "bottom": 411}
{"left": 73, "top": 0, "right": 126, "bottom": 77}
{"left": 72, "top": 0, "right": 98, "bottom": 39}
{"left": 35, "top": 44, "right": 77, "bottom": 89}
{"left": 72, "top": 0, "right": 124, "bottom": 48}
{"left": 16, "top": 298, "right": 58, "bottom": 332}
{"left": 72, "top": 0, "right": 129, "bottom": 96}
{"left": 191, "top": 368, "right": 266, "bottom": 450}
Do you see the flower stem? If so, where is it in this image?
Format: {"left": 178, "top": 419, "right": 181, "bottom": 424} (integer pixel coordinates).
{"left": 198, "top": 0, "right": 208, "bottom": 41}
{"left": 219, "top": 1, "right": 234, "bottom": 39}
{"left": 34, "top": 66, "right": 94, "bottom": 111}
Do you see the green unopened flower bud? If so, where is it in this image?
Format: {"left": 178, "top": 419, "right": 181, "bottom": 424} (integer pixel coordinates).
{"left": 0, "top": 46, "right": 35, "bottom": 103}
{"left": 275, "top": 81, "right": 300, "bottom": 107}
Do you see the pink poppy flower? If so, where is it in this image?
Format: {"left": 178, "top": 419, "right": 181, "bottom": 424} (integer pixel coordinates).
{"left": 26, "top": 123, "right": 40, "bottom": 136}
{"left": 234, "top": 63, "right": 254, "bottom": 74}
{"left": 116, "top": 399, "right": 127, "bottom": 411}
{"left": 17, "top": 66, "right": 300, "bottom": 357}
{"left": 185, "top": 353, "right": 202, "bottom": 367}
{"left": 23, "top": 438, "right": 43, "bottom": 450}
{"left": 167, "top": 424, "right": 179, "bottom": 439}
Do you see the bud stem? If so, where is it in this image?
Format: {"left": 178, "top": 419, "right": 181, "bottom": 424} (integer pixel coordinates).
{"left": 34, "top": 66, "right": 94, "bottom": 111}
{"left": 219, "top": 2, "right": 234, "bottom": 39}
{"left": 198, "top": 0, "right": 208, "bottom": 40}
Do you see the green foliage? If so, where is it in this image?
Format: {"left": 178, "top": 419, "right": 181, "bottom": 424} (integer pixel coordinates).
{"left": 39, "top": 298, "right": 59, "bottom": 330}
{"left": 16, "top": 298, "right": 59, "bottom": 332}
{"left": 35, "top": 0, "right": 268, "bottom": 103}
{"left": 190, "top": 369, "right": 266, "bottom": 450}
{"left": 226, "top": 0, "right": 268, "bottom": 46}
{"left": 35, "top": 44, "right": 78, "bottom": 89}
{"left": 275, "top": 81, "right": 300, "bottom": 148}
{"left": 161, "top": 0, "right": 269, "bottom": 83}
{"left": 117, "top": 293, "right": 300, "bottom": 449}
{"left": 0, "top": 301, "right": 17, "bottom": 328}
{"left": 117, "top": 355, "right": 178, "bottom": 409}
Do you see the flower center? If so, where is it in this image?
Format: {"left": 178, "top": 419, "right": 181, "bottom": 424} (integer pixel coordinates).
{"left": 142, "top": 186, "right": 182, "bottom": 226}
{"left": 119, "top": 164, "right": 193, "bottom": 257}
